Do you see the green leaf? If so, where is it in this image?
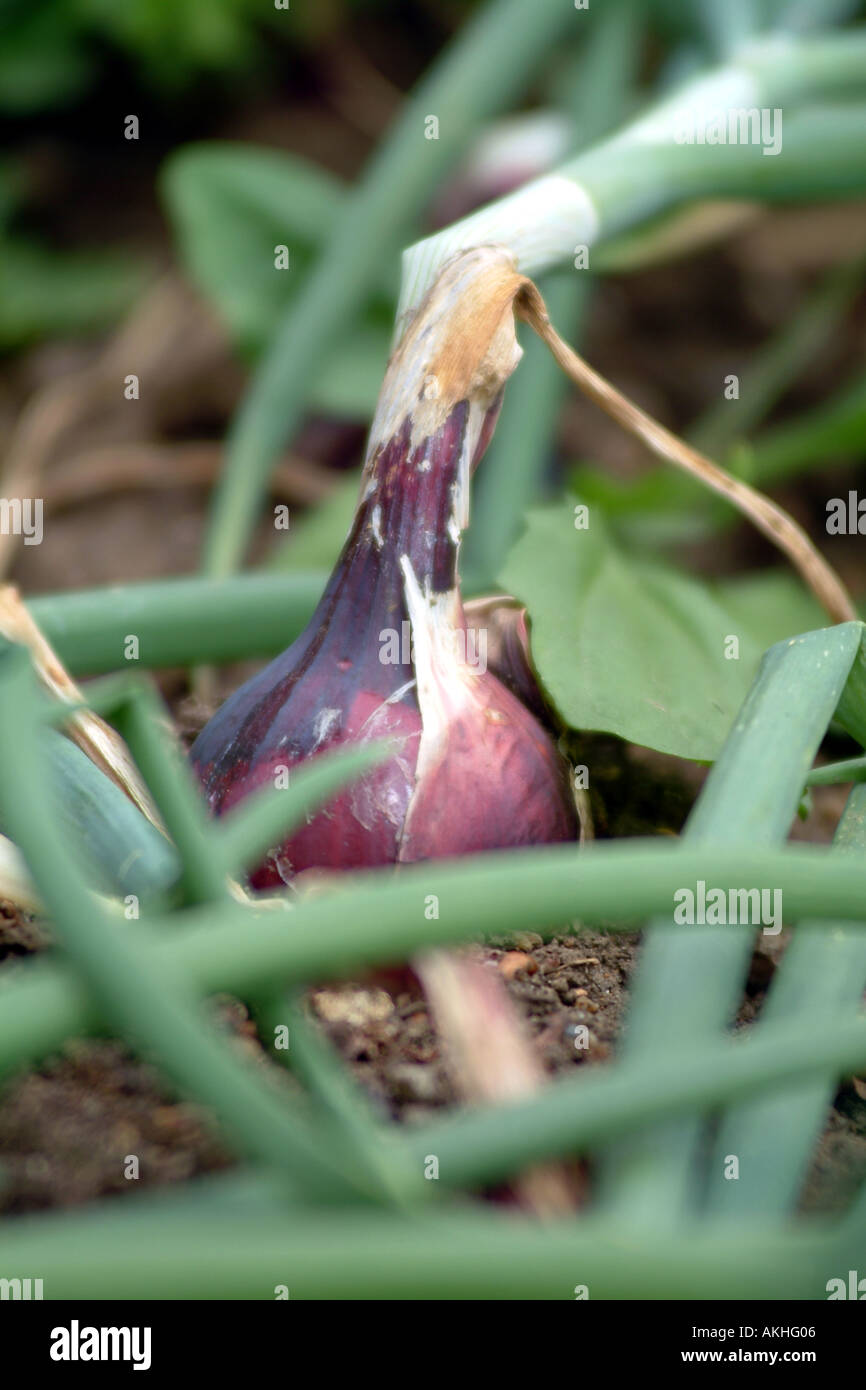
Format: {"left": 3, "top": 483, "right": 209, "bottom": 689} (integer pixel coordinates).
{"left": 712, "top": 569, "right": 825, "bottom": 653}
{"left": 596, "top": 622, "right": 865, "bottom": 1220}
{"left": 498, "top": 499, "right": 826, "bottom": 760}
{"left": 161, "top": 143, "right": 392, "bottom": 414}
{"left": 161, "top": 143, "right": 345, "bottom": 351}
{"left": 704, "top": 780, "right": 866, "bottom": 1218}
{"left": 28, "top": 572, "right": 327, "bottom": 675}
{"left": 44, "top": 731, "right": 178, "bottom": 901}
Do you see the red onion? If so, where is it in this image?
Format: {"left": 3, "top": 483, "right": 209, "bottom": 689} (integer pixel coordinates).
{"left": 191, "top": 249, "right": 577, "bottom": 885}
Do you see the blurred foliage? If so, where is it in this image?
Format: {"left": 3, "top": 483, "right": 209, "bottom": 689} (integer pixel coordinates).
{"left": 162, "top": 145, "right": 349, "bottom": 352}
{"left": 0, "top": 0, "right": 332, "bottom": 111}
{"left": 161, "top": 143, "right": 394, "bottom": 413}
{"left": 268, "top": 470, "right": 360, "bottom": 571}
{"left": 0, "top": 148, "right": 147, "bottom": 346}
{"left": 0, "top": 238, "right": 147, "bottom": 349}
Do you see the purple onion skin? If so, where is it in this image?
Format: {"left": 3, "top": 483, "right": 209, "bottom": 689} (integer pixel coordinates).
{"left": 191, "top": 253, "right": 577, "bottom": 886}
